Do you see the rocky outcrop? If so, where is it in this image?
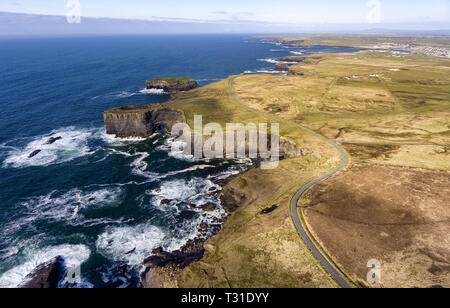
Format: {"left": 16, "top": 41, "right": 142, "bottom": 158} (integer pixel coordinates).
{"left": 288, "top": 69, "right": 305, "bottom": 76}
{"left": 45, "top": 136, "right": 62, "bottom": 145}
{"left": 279, "top": 137, "right": 307, "bottom": 158}
{"left": 141, "top": 239, "right": 206, "bottom": 288}
{"left": 220, "top": 186, "right": 247, "bottom": 214}
{"left": 278, "top": 56, "right": 305, "bottom": 63}
{"left": 274, "top": 62, "right": 290, "bottom": 72}
{"left": 18, "top": 256, "right": 65, "bottom": 288}
{"left": 103, "top": 105, "right": 184, "bottom": 138}
{"left": 28, "top": 149, "right": 41, "bottom": 159}
{"left": 146, "top": 77, "right": 198, "bottom": 93}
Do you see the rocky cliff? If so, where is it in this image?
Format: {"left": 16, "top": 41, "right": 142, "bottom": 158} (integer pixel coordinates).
{"left": 146, "top": 77, "right": 198, "bottom": 92}
{"left": 104, "top": 104, "right": 306, "bottom": 158}
{"left": 278, "top": 56, "right": 305, "bottom": 63}
{"left": 103, "top": 105, "right": 184, "bottom": 138}
{"left": 274, "top": 62, "right": 290, "bottom": 72}
{"left": 19, "top": 256, "right": 65, "bottom": 288}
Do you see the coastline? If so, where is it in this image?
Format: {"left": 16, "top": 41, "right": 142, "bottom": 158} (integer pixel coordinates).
{"left": 103, "top": 39, "right": 332, "bottom": 288}
{"left": 140, "top": 158, "right": 261, "bottom": 288}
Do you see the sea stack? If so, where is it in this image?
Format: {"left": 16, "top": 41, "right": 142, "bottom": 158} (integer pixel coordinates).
{"left": 146, "top": 77, "right": 198, "bottom": 93}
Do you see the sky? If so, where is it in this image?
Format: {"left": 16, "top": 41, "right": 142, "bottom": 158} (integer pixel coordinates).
{"left": 1, "top": 0, "right": 449, "bottom": 25}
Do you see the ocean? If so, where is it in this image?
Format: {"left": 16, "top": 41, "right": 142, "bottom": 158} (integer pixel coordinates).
{"left": 0, "top": 35, "right": 362, "bottom": 288}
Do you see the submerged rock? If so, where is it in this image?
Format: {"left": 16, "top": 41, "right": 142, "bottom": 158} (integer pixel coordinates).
{"left": 160, "top": 199, "right": 173, "bottom": 206}
{"left": 44, "top": 136, "right": 62, "bottom": 145}
{"left": 200, "top": 203, "right": 215, "bottom": 212}
{"left": 125, "top": 248, "right": 136, "bottom": 255}
{"left": 19, "top": 256, "right": 65, "bottom": 288}
{"left": 28, "top": 149, "right": 42, "bottom": 159}
{"left": 146, "top": 77, "right": 198, "bottom": 93}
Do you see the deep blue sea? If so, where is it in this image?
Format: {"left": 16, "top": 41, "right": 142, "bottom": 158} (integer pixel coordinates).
{"left": 0, "top": 35, "right": 362, "bottom": 288}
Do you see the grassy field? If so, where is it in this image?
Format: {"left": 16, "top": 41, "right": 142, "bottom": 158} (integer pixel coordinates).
{"left": 233, "top": 51, "right": 450, "bottom": 170}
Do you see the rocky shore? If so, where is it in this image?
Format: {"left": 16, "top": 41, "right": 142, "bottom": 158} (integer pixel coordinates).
{"left": 140, "top": 159, "right": 258, "bottom": 288}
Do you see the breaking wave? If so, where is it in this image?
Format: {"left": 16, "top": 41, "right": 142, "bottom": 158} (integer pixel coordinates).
{"left": 1, "top": 127, "right": 104, "bottom": 169}
{"left": 0, "top": 244, "right": 91, "bottom": 288}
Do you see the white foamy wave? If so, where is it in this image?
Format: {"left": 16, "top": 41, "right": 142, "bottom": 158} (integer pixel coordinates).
{"left": 257, "top": 58, "right": 279, "bottom": 64}
{"left": 165, "top": 165, "right": 214, "bottom": 177}
{"left": 256, "top": 70, "right": 288, "bottom": 75}
{"left": 139, "top": 88, "right": 167, "bottom": 95}
{"left": 103, "top": 133, "right": 156, "bottom": 146}
{"left": 245, "top": 69, "right": 286, "bottom": 75}
{"left": 148, "top": 177, "right": 223, "bottom": 214}
{"left": 130, "top": 152, "right": 159, "bottom": 180}
{"left": 0, "top": 244, "right": 90, "bottom": 288}
{"left": 290, "top": 51, "right": 303, "bottom": 55}
{"left": 158, "top": 137, "right": 198, "bottom": 162}
{"left": 116, "top": 91, "right": 138, "bottom": 98}
{"left": 96, "top": 224, "right": 168, "bottom": 266}
{"left": 2, "top": 127, "right": 103, "bottom": 169}
{"left": 11, "top": 187, "right": 126, "bottom": 228}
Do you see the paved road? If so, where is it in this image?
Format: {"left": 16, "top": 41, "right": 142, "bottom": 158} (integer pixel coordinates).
{"left": 228, "top": 75, "right": 351, "bottom": 288}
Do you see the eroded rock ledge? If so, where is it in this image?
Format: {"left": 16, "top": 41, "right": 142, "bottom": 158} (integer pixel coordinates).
{"left": 103, "top": 105, "right": 184, "bottom": 138}
{"left": 146, "top": 77, "right": 198, "bottom": 93}
{"left": 19, "top": 256, "right": 65, "bottom": 288}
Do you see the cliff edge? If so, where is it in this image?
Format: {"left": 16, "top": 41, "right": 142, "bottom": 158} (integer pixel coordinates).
{"left": 103, "top": 104, "right": 184, "bottom": 138}
{"left": 146, "top": 77, "right": 198, "bottom": 93}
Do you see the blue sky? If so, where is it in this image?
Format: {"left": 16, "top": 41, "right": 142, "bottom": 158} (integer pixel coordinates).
{"left": 1, "top": 0, "right": 449, "bottom": 24}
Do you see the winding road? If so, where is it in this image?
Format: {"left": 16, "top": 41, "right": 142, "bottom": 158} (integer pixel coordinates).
{"left": 228, "top": 75, "right": 351, "bottom": 288}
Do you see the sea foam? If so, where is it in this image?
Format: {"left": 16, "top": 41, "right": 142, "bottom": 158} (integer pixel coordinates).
{"left": 2, "top": 127, "right": 103, "bottom": 169}
{"left": 0, "top": 244, "right": 91, "bottom": 288}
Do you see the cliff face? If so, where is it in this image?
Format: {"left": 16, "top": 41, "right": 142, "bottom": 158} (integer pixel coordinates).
{"left": 146, "top": 77, "right": 198, "bottom": 92}
{"left": 103, "top": 105, "right": 184, "bottom": 138}
{"left": 104, "top": 105, "right": 306, "bottom": 158}
{"left": 274, "top": 62, "right": 290, "bottom": 72}
{"left": 19, "top": 256, "right": 65, "bottom": 288}
{"left": 278, "top": 56, "right": 305, "bottom": 63}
